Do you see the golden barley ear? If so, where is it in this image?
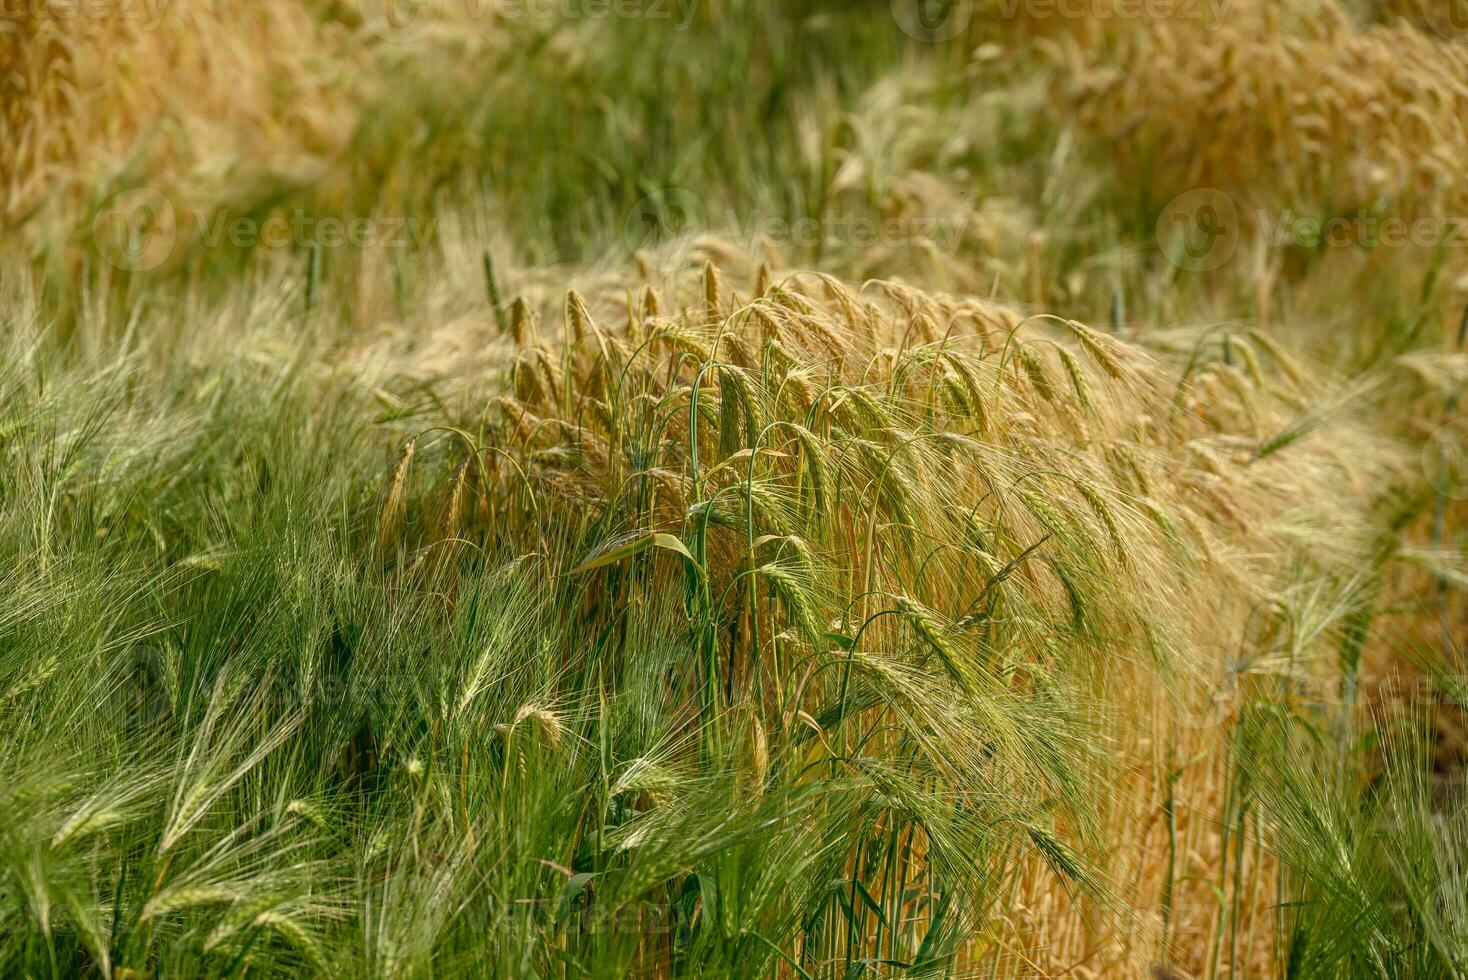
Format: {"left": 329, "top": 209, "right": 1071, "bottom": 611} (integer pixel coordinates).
{"left": 624, "top": 288, "right": 641, "bottom": 343}
{"left": 703, "top": 260, "right": 723, "bottom": 323}
{"left": 1057, "top": 346, "right": 1094, "bottom": 415}
{"left": 499, "top": 703, "right": 565, "bottom": 749}
{"left": 1025, "top": 231, "right": 1046, "bottom": 312}
{"left": 377, "top": 437, "right": 417, "bottom": 553}
{"left": 565, "top": 289, "right": 588, "bottom": 346}
{"left": 509, "top": 297, "right": 531, "bottom": 346}
{"left": 1065, "top": 320, "right": 1124, "bottom": 379}
{"left": 753, "top": 262, "right": 772, "bottom": 297}
{"left": 1017, "top": 346, "right": 1056, "bottom": 402}
{"left": 439, "top": 456, "right": 475, "bottom": 540}
{"left": 570, "top": 289, "right": 614, "bottom": 369}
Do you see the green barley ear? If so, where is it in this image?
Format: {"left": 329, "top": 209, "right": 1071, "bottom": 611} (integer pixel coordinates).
{"left": 142, "top": 885, "right": 238, "bottom": 920}
{"left": 303, "top": 241, "right": 321, "bottom": 318}
{"left": 719, "top": 366, "right": 745, "bottom": 459}
{"left": 717, "top": 366, "right": 760, "bottom": 458}
{"left": 897, "top": 596, "right": 973, "bottom": 695}
{"left": 791, "top": 424, "right": 829, "bottom": 515}
{"left": 1234, "top": 337, "right": 1266, "bottom": 386}
{"left": 1112, "top": 442, "right": 1153, "bottom": 496}
{"left": 940, "top": 371, "right": 972, "bottom": 416}
{"left": 483, "top": 248, "right": 505, "bottom": 333}
{"left": 285, "top": 798, "right": 328, "bottom": 830}
{"left": 1026, "top": 823, "right": 1092, "bottom": 887}
{"left": 943, "top": 351, "right": 989, "bottom": 432}
{"left": 747, "top": 715, "right": 768, "bottom": 796}
{"left": 1077, "top": 479, "right": 1127, "bottom": 565}
{"left": 1247, "top": 328, "right": 1309, "bottom": 389}
{"left": 758, "top": 561, "right": 823, "bottom": 644}
{"left": 1057, "top": 346, "right": 1094, "bottom": 414}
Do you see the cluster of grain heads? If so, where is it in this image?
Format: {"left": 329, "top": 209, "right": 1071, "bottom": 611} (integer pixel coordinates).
{"left": 1016, "top": 0, "right": 1468, "bottom": 242}
{"left": 367, "top": 254, "right": 1387, "bottom": 974}
{"left": 2, "top": 0, "right": 364, "bottom": 250}
{"left": 0, "top": 673, "right": 345, "bottom": 977}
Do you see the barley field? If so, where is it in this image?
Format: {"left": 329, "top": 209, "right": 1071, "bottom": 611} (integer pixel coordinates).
{"left": 1, "top": 1, "right": 1466, "bottom": 977}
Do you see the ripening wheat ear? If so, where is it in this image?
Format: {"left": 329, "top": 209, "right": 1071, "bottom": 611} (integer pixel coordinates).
{"left": 749, "top": 715, "right": 768, "bottom": 794}
{"left": 1064, "top": 320, "right": 1125, "bottom": 379}
{"left": 496, "top": 703, "right": 565, "bottom": 749}
{"left": 565, "top": 290, "right": 588, "bottom": 347}
{"left": 703, "top": 261, "right": 723, "bottom": 323}
{"left": 754, "top": 262, "right": 772, "bottom": 297}
{"left": 1016, "top": 345, "right": 1056, "bottom": 402}
{"left": 565, "top": 289, "right": 610, "bottom": 363}
{"left": 439, "top": 457, "right": 475, "bottom": 539}
{"left": 509, "top": 296, "right": 533, "bottom": 346}
{"left": 378, "top": 438, "right": 416, "bottom": 551}
{"left": 624, "top": 288, "right": 642, "bottom": 344}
